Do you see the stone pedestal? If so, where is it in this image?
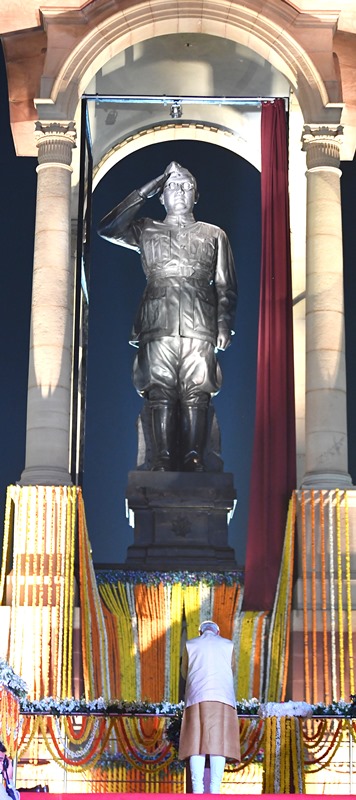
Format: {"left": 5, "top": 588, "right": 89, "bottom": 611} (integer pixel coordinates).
{"left": 125, "top": 471, "right": 238, "bottom": 569}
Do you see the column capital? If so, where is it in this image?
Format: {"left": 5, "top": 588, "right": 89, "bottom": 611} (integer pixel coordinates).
{"left": 35, "top": 120, "right": 77, "bottom": 166}
{"left": 302, "top": 124, "right": 343, "bottom": 170}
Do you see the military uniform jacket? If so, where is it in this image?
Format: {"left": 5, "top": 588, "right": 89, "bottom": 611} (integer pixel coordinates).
{"left": 98, "top": 190, "right": 238, "bottom": 347}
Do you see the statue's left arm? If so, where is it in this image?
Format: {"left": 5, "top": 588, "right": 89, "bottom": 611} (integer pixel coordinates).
{"left": 215, "top": 230, "right": 238, "bottom": 351}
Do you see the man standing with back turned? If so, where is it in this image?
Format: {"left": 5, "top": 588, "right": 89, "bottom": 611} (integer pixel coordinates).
{"left": 178, "top": 620, "right": 240, "bottom": 793}
{"left": 97, "top": 161, "right": 237, "bottom": 473}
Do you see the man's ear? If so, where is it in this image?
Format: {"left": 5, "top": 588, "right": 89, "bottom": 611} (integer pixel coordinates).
{"left": 159, "top": 194, "right": 165, "bottom": 205}
{"left": 194, "top": 192, "right": 200, "bottom": 205}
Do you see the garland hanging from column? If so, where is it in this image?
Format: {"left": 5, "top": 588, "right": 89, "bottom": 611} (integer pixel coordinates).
{"left": 260, "top": 702, "right": 311, "bottom": 793}
{"left": 0, "top": 485, "right": 76, "bottom": 700}
{"left": 300, "top": 489, "right": 355, "bottom": 702}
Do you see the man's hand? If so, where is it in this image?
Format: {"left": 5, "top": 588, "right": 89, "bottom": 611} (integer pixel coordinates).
{"left": 138, "top": 173, "right": 167, "bottom": 200}
{"left": 0, "top": 753, "right": 13, "bottom": 780}
{"left": 216, "top": 328, "right": 232, "bottom": 351}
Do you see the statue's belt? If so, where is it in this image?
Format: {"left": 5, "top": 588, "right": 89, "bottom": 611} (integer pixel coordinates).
{"left": 146, "top": 272, "right": 213, "bottom": 287}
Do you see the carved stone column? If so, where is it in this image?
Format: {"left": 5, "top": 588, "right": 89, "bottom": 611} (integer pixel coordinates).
{"left": 301, "top": 124, "right": 352, "bottom": 488}
{"left": 20, "top": 121, "right": 76, "bottom": 486}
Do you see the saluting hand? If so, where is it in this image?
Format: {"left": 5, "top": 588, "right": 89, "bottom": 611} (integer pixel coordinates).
{"left": 138, "top": 173, "right": 167, "bottom": 200}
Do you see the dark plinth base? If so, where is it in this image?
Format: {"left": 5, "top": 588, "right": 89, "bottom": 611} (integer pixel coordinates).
{"left": 124, "top": 471, "right": 238, "bottom": 570}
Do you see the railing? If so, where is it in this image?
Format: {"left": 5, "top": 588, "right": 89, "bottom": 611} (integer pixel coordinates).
{"left": 13, "top": 712, "right": 356, "bottom": 795}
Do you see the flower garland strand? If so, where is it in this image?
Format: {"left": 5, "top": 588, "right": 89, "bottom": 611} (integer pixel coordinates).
{"left": 61, "top": 487, "right": 76, "bottom": 698}
{"left": 169, "top": 583, "right": 183, "bottom": 703}
{"left": 319, "top": 490, "right": 331, "bottom": 703}
{"left": 235, "top": 613, "right": 266, "bottom": 700}
{"left": 127, "top": 582, "right": 140, "bottom": 700}
{"left": 301, "top": 489, "right": 311, "bottom": 703}
{"left": 32, "top": 487, "right": 40, "bottom": 695}
{"left": 135, "top": 583, "right": 166, "bottom": 702}
{"left": 344, "top": 491, "right": 355, "bottom": 694}
{"left": 183, "top": 584, "right": 201, "bottom": 640}
{"left": 15, "top": 702, "right": 356, "bottom": 781}
{"left": 164, "top": 583, "right": 172, "bottom": 701}
{"left": 310, "top": 490, "right": 318, "bottom": 702}
{"left": 99, "top": 582, "right": 135, "bottom": 698}
{"left": 261, "top": 708, "right": 307, "bottom": 793}
{"left": 9, "top": 487, "right": 25, "bottom": 689}
{"left": 328, "top": 491, "right": 338, "bottom": 699}
{"left": 265, "top": 492, "right": 296, "bottom": 700}
{"left": 38, "top": 489, "right": 46, "bottom": 697}
{"left": 0, "top": 688, "right": 20, "bottom": 757}
{"left": 335, "top": 489, "right": 345, "bottom": 698}
{"left": 77, "top": 490, "right": 111, "bottom": 700}
{"left": 0, "top": 487, "right": 14, "bottom": 605}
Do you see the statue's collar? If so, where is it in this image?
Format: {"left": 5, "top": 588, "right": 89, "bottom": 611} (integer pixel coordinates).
{"left": 164, "top": 213, "right": 196, "bottom": 227}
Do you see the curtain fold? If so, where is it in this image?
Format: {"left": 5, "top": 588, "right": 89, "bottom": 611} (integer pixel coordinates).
{"left": 243, "top": 99, "right": 296, "bottom": 612}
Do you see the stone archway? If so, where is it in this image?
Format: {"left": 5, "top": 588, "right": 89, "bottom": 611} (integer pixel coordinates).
{"left": 2, "top": 0, "right": 343, "bottom": 160}
{"left": 41, "top": 0, "right": 338, "bottom": 128}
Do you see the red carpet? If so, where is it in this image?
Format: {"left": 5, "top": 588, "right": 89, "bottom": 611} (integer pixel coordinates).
{"left": 20, "top": 795, "right": 354, "bottom": 798}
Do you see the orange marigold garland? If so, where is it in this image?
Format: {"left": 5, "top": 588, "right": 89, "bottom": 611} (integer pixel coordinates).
{"left": 0, "top": 687, "right": 20, "bottom": 756}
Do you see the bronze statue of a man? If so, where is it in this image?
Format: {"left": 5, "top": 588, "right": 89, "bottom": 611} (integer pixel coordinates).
{"left": 97, "top": 161, "right": 237, "bottom": 472}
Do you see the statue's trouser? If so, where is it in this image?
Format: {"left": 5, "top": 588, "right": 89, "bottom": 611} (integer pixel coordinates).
{"left": 133, "top": 338, "right": 222, "bottom": 403}
{"left": 189, "top": 754, "right": 226, "bottom": 793}
{"left": 134, "top": 336, "right": 220, "bottom": 471}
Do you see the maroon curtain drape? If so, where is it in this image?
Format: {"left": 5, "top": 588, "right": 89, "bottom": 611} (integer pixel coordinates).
{"left": 243, "top": 99, "right": 296, "bottom": 612}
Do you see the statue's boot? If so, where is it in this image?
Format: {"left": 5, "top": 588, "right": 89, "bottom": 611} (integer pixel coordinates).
{"left": 181, "top": 404, "right": 208, "bottom": 472}
{"left": 151, "top": 402, "right": 176, "bottom": 471}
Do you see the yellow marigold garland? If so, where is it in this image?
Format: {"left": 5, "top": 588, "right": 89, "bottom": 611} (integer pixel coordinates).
{"left": 319, "top": 490, "right": 331, "bottom": 703}
{"left": 169, "top": 582, "right": 183, "bottom": 703}
{"left": 301, "top": 489, "right": 311, "bottom": 703}
{"left": 262, "top": 715, "right": 305, "bottom": 793}
{"left": 63, "top": 715, "right": 97, "bottom": 746}
{"left": 117, "top": 583, "right": 137, "bottom": 699}
{"left": 265, "top": 493, "right": 296, "bottom": 701}
{"left": 182, "top": 585, "right": 201, "bottom": 640}
{"left": 53, "top": 488, "right": 62, "bottom": 696}
{"left": 5, "top": 487, "right": 77, "bottom": 700}
{"left": 344, "top": 492, "right": 355, "bottom": 694}
{"left": 335, "top": 489, "right": 345, "bottom": 698}
{"left": 61, "top": 487, "right": 76, "bottom": 697}
{"left": 98, "top": 582, "right": 136, "bottom": 698}
{"left": 0, "top": 487, "right": 13, "bottom": 605}
{"left": 17, "top": 715, "right": 41, "bottom": 759}
{"left": 235, "top": 612, "right": 266, "bottom": 700}
{"left": 310, "top": 491, "right": 318, "bottom": 701}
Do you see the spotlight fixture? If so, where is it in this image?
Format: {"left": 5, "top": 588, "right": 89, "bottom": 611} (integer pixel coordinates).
{"left": 170, "top": 100, "right": 182, "bottom": 119}
{"left": 106, "top": 109, "right": 118, "bottom": 125}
